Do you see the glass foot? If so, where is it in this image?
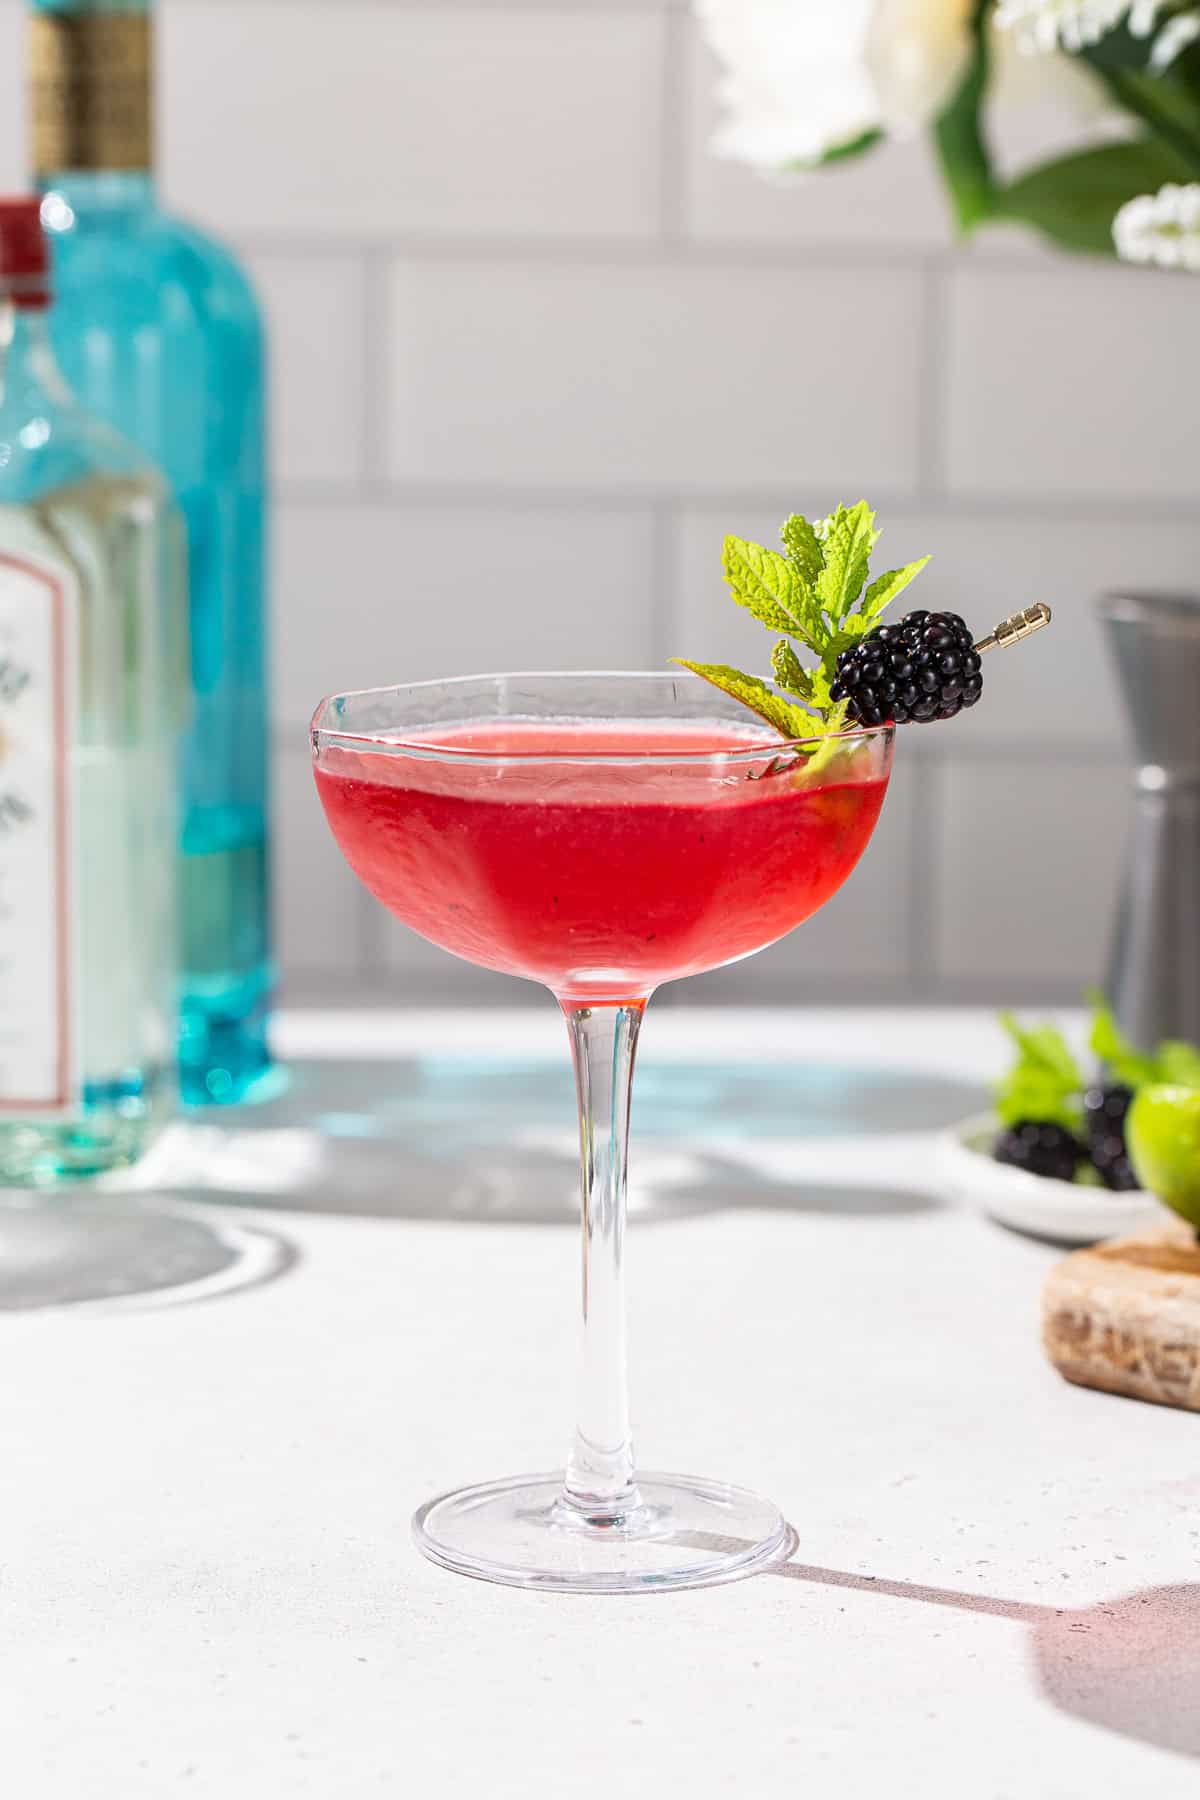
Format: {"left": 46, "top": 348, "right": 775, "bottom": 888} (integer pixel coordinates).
{"left": 413, "top": 1471, "right": 791, "bottom": 1593}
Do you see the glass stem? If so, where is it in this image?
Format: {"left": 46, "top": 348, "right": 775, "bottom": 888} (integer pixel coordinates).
{"left": 559, "top": 1000, "right": 645, "bottom": 1524}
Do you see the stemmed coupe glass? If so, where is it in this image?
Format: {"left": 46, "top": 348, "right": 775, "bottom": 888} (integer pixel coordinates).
{"left": 312, "top": 672, "right": 893, "bottom": 1593}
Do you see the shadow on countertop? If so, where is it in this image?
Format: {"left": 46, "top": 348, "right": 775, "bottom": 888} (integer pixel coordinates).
{"left": 774, "top": 1557, "right": 1200, "bottom": 1762}
{"left": 0, "top": 1195, "right": 298, "bottom": 1314}
{"left": 137, "top": 1053, "right": 968, "bottom": 1224}
{"left": 148, "top": 1134, "right": 938, "bottom": 1226}
{"left": 223, "top": 1054, "right": 989, "bottom": 1144}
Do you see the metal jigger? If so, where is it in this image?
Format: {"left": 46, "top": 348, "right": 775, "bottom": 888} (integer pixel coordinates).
{"left": 1099, "top": 592, "right": 1200, "bottom": 1047}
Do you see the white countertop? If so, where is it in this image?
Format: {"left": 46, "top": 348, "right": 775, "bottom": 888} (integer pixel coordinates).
{"left": 3, "top": 1008, "right": 1198, "bottom": 1798}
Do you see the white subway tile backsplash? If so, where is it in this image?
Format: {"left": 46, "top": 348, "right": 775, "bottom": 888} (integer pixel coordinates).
{"left": 274, "top": 744, "right": 366, "bottom": 979}
{"left": 0, "top": 0, "right": 1191, "bottom": 1005}
{"left": 248, "top": 255, "right": 367, "bottom": 486}
{"left": 273, "top": 501, "right": 657, "bottom": 728}
{"left": 384, "top": 261, "right": 924, "bottom": 492}
{"left": 945, "top": 265, "right": 1200, "bottom": 502}
{"left": 161, "top": 4, "right": 664, "bottom": 241}
{"left": 681, "top": 30, "right": 949, "bottom": 250}
{"left": 934, "top": 756, "right": 1130, "bottom": 989}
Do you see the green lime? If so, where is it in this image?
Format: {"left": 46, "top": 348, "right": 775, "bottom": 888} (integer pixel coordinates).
{"left": 1127, "top": 1084, "right": 1200, "bottom": 1228}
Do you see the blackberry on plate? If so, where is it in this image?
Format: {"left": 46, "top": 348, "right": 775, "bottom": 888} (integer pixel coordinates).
{"left": 830, "top": 609, "right": 983, "bottom": 727}
{"left": 1084, "top": 1083, "right": 1140, "bottom": 1191}
{"left": 994, "top": 1120, "right": 1086, "bottom": 1184}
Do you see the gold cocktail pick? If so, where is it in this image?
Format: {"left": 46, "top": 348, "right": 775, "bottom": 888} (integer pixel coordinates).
{"left": 974, "top": 603, "right": 1052, "bottom": 656}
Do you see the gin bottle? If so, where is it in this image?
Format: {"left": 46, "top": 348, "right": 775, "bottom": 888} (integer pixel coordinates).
{"left": 29, "top": 0, "right": 274, "bottom": 1104}
{"left": 0, "top": 197, "right": 184, "bottom": 1182}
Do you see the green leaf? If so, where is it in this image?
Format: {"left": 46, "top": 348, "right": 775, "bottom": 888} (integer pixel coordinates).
{"left": 995, "top": 138, "right": 1199, "bottom": 257}
{"left": 783, "top": 128, "right": 885, "bottom": 174}
{"left": 814, "top": 502, "right": 879, "bottom": 622}
{"left": 807, "top": 660, "right": 835, "bottom": 714}
{"left": 771, "top": 638, "right": 812, "bottom": 699}
{"left": 1087, "top": 991, "right": 1160, "bottom": 1086}
{"left": 818, "top": 128, "right": 885, "bottom": 168}
{"left": 799, "top": 701, "right": 853, "bottom": 777}
{"left": 1080, "top": 50, "right": 1200, "bottom": 178}
{"left": 670, "top": 661, "right": 819, "bottom": 742}
{"left": 931, "top": 1, "right": 995, "bottom": 236}
{"left": 994, "top": 1009, "right": 1085, "bottom": 1132}
{"left": 780, "top": 513, "right": 824, "bottom": 588}
{"left": 679, "top": 498, "right": 931, "bottom": 739}
{"left": 722, "top": 536, "right": 813, "bottom": 640}
{"left": 861, "top": 557, "right": 930, "bottom": 623}
{"left": 1001, "top": 1011, "right": 1085, "bottom": 1090}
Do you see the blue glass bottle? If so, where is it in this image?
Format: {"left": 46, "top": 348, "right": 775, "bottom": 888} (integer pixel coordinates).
{"left": 29, "top": 0, "right": 275, "bottom": 1103}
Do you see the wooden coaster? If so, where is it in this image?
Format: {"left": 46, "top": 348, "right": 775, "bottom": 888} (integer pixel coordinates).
{"left": 1043, "top": 1218, "right": 1200, "bottom": 1411}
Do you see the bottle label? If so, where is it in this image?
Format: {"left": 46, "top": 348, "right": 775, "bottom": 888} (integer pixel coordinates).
{"left": 30, "top": 14, "right": 153, "bottom": 175}
{"left": 0, "top": 549, "right": 79, "bottom": 1113}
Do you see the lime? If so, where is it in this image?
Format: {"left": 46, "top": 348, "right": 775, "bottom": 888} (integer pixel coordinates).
{"left": 1126, "top": 1084, "right": 1200, "bottom": 1228}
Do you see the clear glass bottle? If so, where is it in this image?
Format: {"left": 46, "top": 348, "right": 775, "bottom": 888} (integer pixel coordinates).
{"left": 28, "top": 0, "right": 274, "bottom": 1105}
{"left": 0, "top": 195, "right": 183, "bottom": 1182}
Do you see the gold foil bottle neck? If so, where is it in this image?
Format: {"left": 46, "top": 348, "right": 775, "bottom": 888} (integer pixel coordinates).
{"left": 30, "top": 13, "right": 153, "bottom": 175}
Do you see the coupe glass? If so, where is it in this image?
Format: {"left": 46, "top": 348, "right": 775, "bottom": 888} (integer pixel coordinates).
{"left": 311, "top": 673, "right": 894, "bottom": 1593}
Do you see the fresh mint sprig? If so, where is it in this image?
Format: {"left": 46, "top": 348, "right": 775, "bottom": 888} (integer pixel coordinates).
{"left": 674, "top": 499, "right": 930, "bottom": 748}
{"left": 1087, "top": 990, "right": 1200, "bottom": 1090}
{"left": 992, "top": 995, "right": 1200, "bottom": 1137}
{"left": 994, "top": 1012, "right": 1086, "bottom": 1134}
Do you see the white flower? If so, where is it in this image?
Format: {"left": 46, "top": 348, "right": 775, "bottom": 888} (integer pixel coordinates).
{"left": 1113, "top": 180, "right": 1200, "bottom": 267}
{"left": 1150, "top": 11, "right": 1200, "bottom": 66}
{"left": 994, "top": 1, "right": 1171, "bottom": 54}
{"left": 694, "top": 0, "right": 974, "bottom": 171}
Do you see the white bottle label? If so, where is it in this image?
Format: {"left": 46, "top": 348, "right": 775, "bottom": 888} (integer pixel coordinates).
{"left": 0, "top": 547, "right": 78, "bottom": 1113}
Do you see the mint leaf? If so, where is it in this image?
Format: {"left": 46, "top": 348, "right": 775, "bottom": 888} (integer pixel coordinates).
{"left": 679, "top": 497, "right": 930, "bottom": 740}
{"left": 771, "top": 638, "right": 812, "bottom": 700}
{"left": 862, "top": 557, "right": 931, "bottom": 624}
{"left": 722, "top": 536, "right": 814, "bottom": 643}
{"left": 780, "top": 513, "right": 824, "bottom": 587}
{"left": 815, "top": 502, "right": 879, "bottom": 622}
{"left": 1087, "top": 992, "right": 1160, "bottom": 1088}
{"left": 671, "top": 661, "right": 818, "bottom": 742}
{"left": 799, "top": 701, "right": 852, "bottom": 777}
{"left": 1001, "top": 1011, "right": 1084, "bottom": 1089}
{"left": 994, "top": 1010, "right": 1085, "bottom": 1132}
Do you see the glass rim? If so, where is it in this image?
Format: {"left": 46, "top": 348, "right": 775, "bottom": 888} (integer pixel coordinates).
{"left": 310, "top": 671, "right": 895, "bottom": 767}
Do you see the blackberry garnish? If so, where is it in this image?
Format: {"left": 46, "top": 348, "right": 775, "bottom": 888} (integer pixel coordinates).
{"left": 830, "top": 610, "right": 983, "bottom": 727}
{"left": 1084, "top": 1084, "right": 1140, "bottom": 1191}
{"left": 994, "top": 1120, "right": 1086, "bottom": 1184}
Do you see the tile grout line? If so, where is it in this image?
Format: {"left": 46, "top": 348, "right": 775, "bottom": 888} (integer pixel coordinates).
{"left": 648, "top": 498, "right": 677, "bottom": 668}
{"left": 272, "top": 477, "right": 1200, "bottom": 525}
{"left": 359, "top": 246, "right": 391, "bottom": 485}
{"left": 232, "top": 232, "right": 1060, "bottom": 275}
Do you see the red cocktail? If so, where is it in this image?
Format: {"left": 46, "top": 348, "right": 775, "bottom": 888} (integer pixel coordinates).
{"left": 315, "top": 720, "right": 887, "bottom": 1004}
{"left": 311, "top": 673, "right": 893, "bottom": 1595}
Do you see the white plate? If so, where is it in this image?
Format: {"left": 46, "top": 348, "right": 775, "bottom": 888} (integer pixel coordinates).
{"left": 941, "top": 1113, "right": 1167, "bottom": 1245}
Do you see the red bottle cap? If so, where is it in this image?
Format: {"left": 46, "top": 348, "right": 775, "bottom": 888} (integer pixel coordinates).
{"left": 0, "top": 197, "right": 50, "bottom": 308}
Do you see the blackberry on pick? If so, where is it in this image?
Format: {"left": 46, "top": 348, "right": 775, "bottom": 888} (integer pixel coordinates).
{"left": 1083, "top": 1083, "right": 1140, "bottom": 1191}
{"left": 994, "top": 1120, "right": 1086, "bottom": 1184}
{"left": 830, "top": 610, "right": 983, "bottom": 727}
